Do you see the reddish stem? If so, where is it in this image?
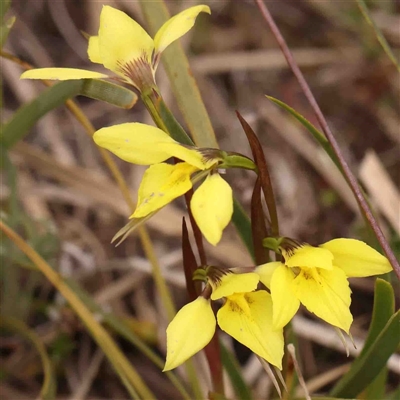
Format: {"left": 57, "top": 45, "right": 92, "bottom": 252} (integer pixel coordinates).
{"left": 255, "top": 0, "right": 400, "bottom": 279}
{"left": 184, "top": 189, "right": 208, "bottom": 266}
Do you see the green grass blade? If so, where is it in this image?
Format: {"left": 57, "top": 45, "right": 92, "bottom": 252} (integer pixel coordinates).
{"left": 360, "top": 279, "right": 394, "bottom": 357}
{"left": 265, "top": 96, "right": 341, "bottom": 169}
{"left": 1, "top": 316, "right": 57, "bottom": 400}
{"left": 1, "top": 81, "right": 84, "bottom": 148}
{"left": 364, "top": 368, "right": 387, "bottom": 400}
{"left": 330, "top": 279, "right": 399, "bottom": 398}
{"left": 80, "top": 79, "right": 137, "bottom": 109}
{"left": 355, "top": 0, "right": 400, "bottom": 72}
{"left": 1, "top": 79, "right": 137, "bottom": 149}
{"left": 139, "top": 1, "right": 218, "bottom": 148}
{"left": 358, "top": 278, "right": 393, "bottom": 399}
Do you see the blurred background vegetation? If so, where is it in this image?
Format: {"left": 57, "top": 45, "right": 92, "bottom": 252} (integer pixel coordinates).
{"left": 1, "top": 0, "right": 399, "bottom": 399}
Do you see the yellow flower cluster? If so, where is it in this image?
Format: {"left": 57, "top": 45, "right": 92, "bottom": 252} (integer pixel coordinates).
{"left": 164, "top": 238, "right": 391, "bottom": 371}
{"left": 21, "top": 4, "right": 393, "bottom": 374}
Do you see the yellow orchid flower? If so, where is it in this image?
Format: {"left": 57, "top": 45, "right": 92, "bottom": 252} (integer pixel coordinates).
{"left": 20, "top": 5, "right": 210, "bottom": 92}
{"left": 93, "top": 122, "right": 234, "bottom": 246}
{"left": 257, "top": 238, "right": 392, "bottom": 333}
{"left": 164, "top": 272, "right": 284, "bottom": 371}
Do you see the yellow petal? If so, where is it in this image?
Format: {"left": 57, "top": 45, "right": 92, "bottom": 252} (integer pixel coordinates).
{"left": 160, "top": 143, "right": 210, "bottom": 171}
{"left": 164, "top": 297, "right": 215, "bottom": 371}
{"left": 321, "top": 238, "right": 392, "bottom": 277}
{"left": 292, "top": 266, "right": 353, "bottom": 333}
{"left": 284, "top": 245, "right": 333, "bottom": 270}
{"left": 93, "top": 123, "right": 175, "bottom": 165}
{"left": 191, "top": 174, "right": 233, "bottom": 246}
{"left": 270, "top": 264, "right": 300, "bottom": 329}
{"left": 154, "top": 5, "right": 211, "bottom": 55}
{"left": 98, "top": 6, "right": 154, "bottom": 75}
{"left": 217, "top": 291, "right": 284, "bottom": 369}
{"left": 87, "top": 36, "right": 102, "bottom": 64}
{"left": 132, "top": 162, "right": 197, "bottom": 218}
{"left": 256, "top": 261, "right": 281, "bottom": 289}
{"left": 20, "top": 68, "right": 108, "bottom": 80}
{"left": 211, "top": 272, "right": 259, "bottom": 300}
{"left": 93, "top": 123, "right": 208, "bottom": 168}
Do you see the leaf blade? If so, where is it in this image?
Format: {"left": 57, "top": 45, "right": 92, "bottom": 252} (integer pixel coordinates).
{"left": 330, "top": 279, "right": 399, "bottom": 398}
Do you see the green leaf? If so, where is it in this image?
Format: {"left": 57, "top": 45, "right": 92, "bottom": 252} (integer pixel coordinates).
{"left": 360, "top": 278, "right": 394, "bottom": 399}
{"left": 80, "top": 79, "right": 137, "bottom": 109}
{"left": 1, "top": 81, "right": 84, "bottom": 148}
{"left": 265, "top": 96, "right": 340, "bottom": 171}
{"left": 1, "top": 79, "right": 137, "bottom": 149}
{"left": 355, "top": 0, "right": 400, "bottom": 72}
{"left": 139, "top": 0, "right": 218, "bottom": 148}
{"left": 0, "top": 316, "right": 57, "bottom": 400}
{"left": 387, "top": 384, "right": 400, "bottom": 400}
{"left": 360, "top": 279, "right": 394, "bottom": 358}
{"left": 364, "top": 368, "right": 387, "bottom": 400}
{"left": 330, "top": 279, "right": 399, "bottom": 398}
{"left": 220, "top": 343, "right": 254, "bottom": 400}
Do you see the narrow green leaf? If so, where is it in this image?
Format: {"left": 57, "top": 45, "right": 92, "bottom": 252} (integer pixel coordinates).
{"left": 139, "top": 0, "right": 218, "bottom": 148}
{"left": 330, "top": 285, "right": 399, "bottom": 399}
{"left": 220, "top": 342, "right": 254, "bottom": 400}
{"left": 265, "top": 96, "right": 341, "bottom": 168}
{"left": 364, "top": 368, "right": 387, "bottom": 400}
{"left": 355, "top": 0, "right": 400, "bottom": 72}
{"left": 1, "top": 79, "right": 138, "bottom": 149}
{"left": 1, "top": 81, "right": 84, "bottom": 148}
{"left": 80, "top": 79, "right": 137, "bottom": 109}
{"left": 358, "top": 278, "right": 394, "bottom": 399}
{"left": 360, "top": 279, "right": 394, "bottom": 358}
{"left": 1, "top": 316, "right": 57, "bottom": 400}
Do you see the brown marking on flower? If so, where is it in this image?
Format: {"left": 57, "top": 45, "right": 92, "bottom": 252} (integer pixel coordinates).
{"left": 116, "top": 51, "right": 156, "bottom": 91}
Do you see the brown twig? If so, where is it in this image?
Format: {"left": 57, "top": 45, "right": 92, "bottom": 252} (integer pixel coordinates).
{"left": 255, "top": 0, "right": 400, "bottom": 279}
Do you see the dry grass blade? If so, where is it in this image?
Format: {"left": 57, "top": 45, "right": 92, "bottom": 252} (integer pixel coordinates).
{"left": 0, "top": 316, "right": 56, "bottom": 400}
{"left": 0, "top": 220, "right": 155, "bottom": 400}
{"left": 359, "top": 151, "right": 400, "bottom": 236}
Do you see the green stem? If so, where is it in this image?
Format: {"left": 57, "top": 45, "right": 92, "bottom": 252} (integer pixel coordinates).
{"left": 141, "top": 89, "right": 193, "bottom": 145}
